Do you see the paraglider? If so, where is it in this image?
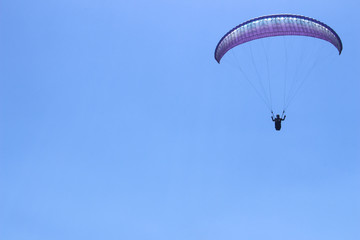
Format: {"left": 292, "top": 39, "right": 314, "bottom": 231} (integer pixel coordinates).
{"left": 271, "top": 111, "right": 286, "bottom": 131}
{"left": 214, "top": 14, "right": 342, "bottom": 131}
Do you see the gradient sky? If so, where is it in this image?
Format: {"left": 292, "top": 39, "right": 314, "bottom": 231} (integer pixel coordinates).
{"left": 0, "top": 0, "right": 359, "bottom": 239}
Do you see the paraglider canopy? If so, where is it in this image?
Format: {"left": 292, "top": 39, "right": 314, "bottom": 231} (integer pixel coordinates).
{"left": 215, "top": 14, "right": 343, "bottom": 63}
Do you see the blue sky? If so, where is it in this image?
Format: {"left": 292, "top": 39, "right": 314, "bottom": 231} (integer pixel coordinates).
{"left": 0, "top": 0, "right": 359, "bottom": 239}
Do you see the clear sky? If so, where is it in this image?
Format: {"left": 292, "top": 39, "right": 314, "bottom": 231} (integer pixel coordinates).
{"left": 0, "top": 0, "right": 359, "bottom": 239}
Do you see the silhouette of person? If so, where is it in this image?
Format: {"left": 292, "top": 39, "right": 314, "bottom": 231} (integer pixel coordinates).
{"left": 271, "top": 112, "right": 286, "bottom": 131}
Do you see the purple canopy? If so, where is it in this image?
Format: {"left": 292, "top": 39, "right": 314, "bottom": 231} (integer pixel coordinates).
{"left": 215, "top": 14, "right": 343, "bottom": 63}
